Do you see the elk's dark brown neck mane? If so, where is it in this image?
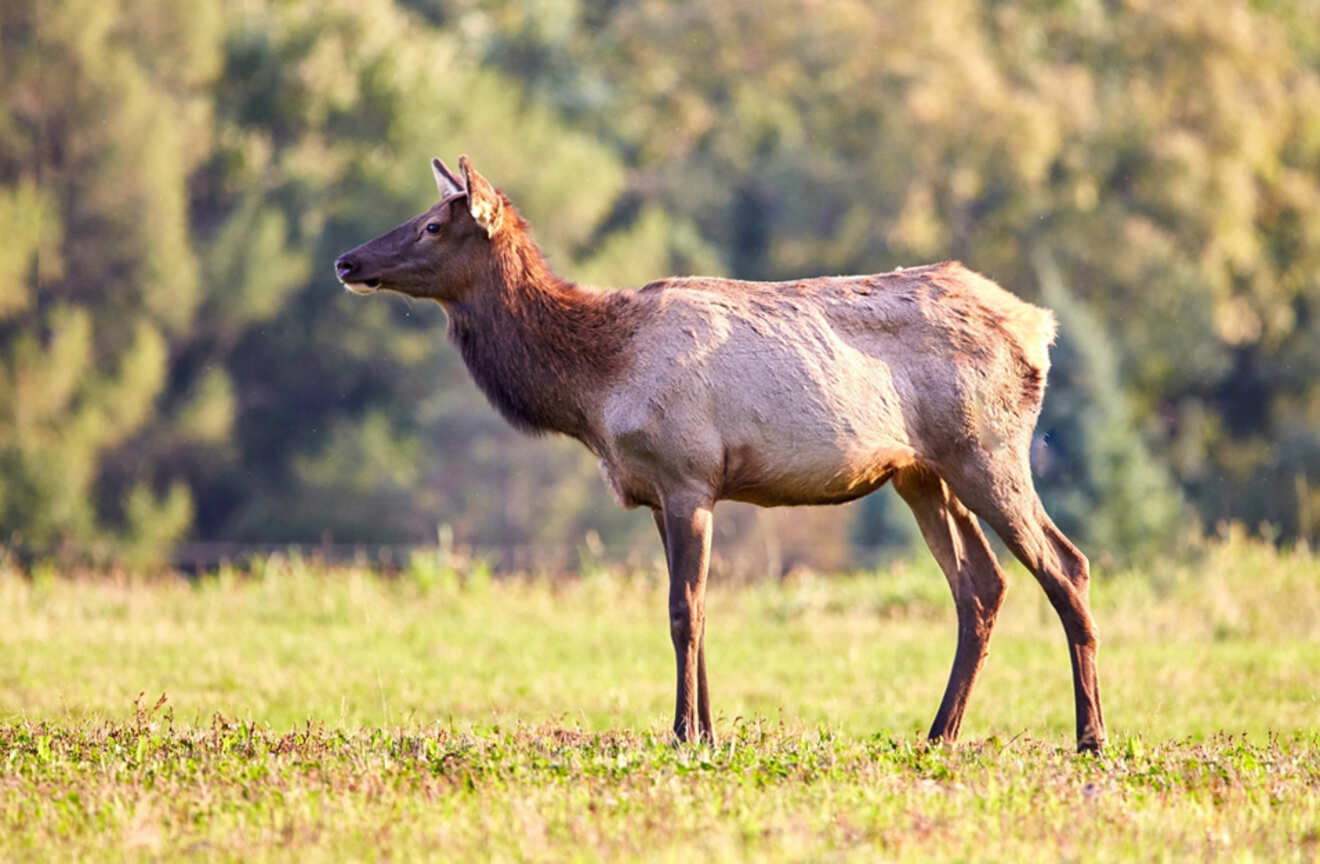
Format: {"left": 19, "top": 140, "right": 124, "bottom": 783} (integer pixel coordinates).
{"left": 445, "top": 206, "right": 640, "bottom": 447}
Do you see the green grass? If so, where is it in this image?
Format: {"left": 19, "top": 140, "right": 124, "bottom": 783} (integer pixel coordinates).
{"left": 2, "top": 530, "right": 1318, "bottom": 860}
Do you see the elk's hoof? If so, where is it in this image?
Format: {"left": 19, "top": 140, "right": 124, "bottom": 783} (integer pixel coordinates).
{"left": 1077, "top": 735, "right": 1104, "bottom": 754}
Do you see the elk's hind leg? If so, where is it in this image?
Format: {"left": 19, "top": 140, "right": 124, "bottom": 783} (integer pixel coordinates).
{"left": 893, "top": 466, "right": 1008, "bottom": 744}
{"left": 942, "top": 457, "right": 1105, "bottom": 752}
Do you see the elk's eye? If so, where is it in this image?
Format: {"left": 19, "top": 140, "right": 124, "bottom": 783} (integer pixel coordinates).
{"left": 425, "top": 222, "right": 441, "bottom": 234}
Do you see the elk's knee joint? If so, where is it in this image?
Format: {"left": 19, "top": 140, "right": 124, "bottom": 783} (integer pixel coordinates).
{"left": 669, "top": 608, "right": 693, "bottom": 642}
{"left": 670, "top": 597, "right": 706, "bottom": 637}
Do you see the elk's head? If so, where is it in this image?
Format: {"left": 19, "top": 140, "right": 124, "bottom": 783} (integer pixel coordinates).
{"left": 334, "top": 155, "right": 505, "bottom": 302}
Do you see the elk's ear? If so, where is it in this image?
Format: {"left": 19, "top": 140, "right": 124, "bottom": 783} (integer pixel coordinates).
{"left": 459, "top": 154, "right": 503, "bottom": 238}
{"left": 432, "top": 157, "right": 464, "bottom": 200}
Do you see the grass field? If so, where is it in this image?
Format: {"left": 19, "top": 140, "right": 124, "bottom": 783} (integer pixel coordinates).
{"left": 2, "top": 530, "right": 1318, "bottom": 860}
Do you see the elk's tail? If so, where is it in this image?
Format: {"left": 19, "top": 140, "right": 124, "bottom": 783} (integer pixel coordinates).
{"left": 1003, "top": 303, "right": 1057, "bottom": 410}
{"left": 1005, "top": 303, "right": 1057, "bottom": 376}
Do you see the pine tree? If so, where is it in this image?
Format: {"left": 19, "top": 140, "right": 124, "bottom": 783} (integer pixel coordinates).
{"left": 1031, "top": 250, "right": 1184, "bottom": 563}
{"left": 0, "top": 0, "right": 220, "bottom": 563}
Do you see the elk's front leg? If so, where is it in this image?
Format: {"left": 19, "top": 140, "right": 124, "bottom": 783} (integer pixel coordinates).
{"left": 658, "top": 498, "right": 715, "bottom": 744}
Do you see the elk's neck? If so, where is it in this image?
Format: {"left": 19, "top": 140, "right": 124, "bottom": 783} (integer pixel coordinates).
{"left": 445, "top": 236, "right": 636, "bottom": 449}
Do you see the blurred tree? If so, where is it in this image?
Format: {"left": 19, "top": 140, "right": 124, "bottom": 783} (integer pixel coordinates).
{"left": 0, "top": 0, "right": 219, "bottom": 563}
{"left": 1, "top": 0, "right": 713, "bottom": 561}
{"left": 3, "top": 0, "right": 1318, "bottom": 568}
{"left": 187, "top": 0, "right": 717, "bottom": 553}
{"left": 503, "top": 0, "right": 1320, "bottom": 550}
{"left": 1031, "top": 250, "right": 1184, "bottom": 564}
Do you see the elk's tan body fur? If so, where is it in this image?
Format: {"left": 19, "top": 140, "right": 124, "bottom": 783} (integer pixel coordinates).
{"left": 596, "top": 263, "right": 1056, "bottom": 512}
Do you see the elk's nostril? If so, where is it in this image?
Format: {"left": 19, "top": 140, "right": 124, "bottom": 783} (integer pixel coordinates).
{"left": 335, "top": 256, "right": 357, "bottom": 277}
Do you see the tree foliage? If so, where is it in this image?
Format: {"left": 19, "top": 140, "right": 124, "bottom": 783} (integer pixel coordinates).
{"left": 3, "top": 0, "right": 1318, "bottom": 564}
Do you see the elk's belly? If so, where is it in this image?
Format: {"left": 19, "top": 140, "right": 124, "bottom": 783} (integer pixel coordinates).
{"left": 599, "top": 311, "right": 923, "bottom": 509}
{"left": 596, "top": 437, "right": 914, "bottom": 511}
{"left": 599, "top": 390, "right": 917, "bottom": 511}
{"left": 703, "top": 347, "right": 917, "bottom": 505}
{"left": 718, "top": 438, "right": 916, "bottom": 507}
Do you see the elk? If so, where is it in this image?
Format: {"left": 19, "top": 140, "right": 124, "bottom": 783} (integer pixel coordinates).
{"left": 335, "top": 155, "right": 1105, "bottom": 752}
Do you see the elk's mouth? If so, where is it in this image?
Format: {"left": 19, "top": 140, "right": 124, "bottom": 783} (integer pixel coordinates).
{"left": 342, "top": 277, "right": 381, "bottom": 295}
